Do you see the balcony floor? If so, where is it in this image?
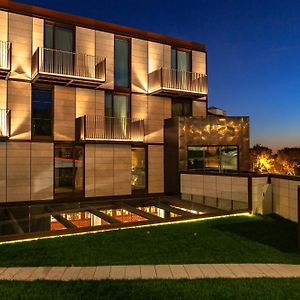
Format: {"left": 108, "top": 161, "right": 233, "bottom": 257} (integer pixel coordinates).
{"left": 32, "top": 72, "right": 105, "bottom": 89}
{"left": 149, "top": 87, "right": 207, "bottom": 99}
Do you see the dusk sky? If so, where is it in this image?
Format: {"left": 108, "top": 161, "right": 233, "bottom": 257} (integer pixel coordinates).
{"left": 16, "top": 0, "right": 300, "bottom": 151}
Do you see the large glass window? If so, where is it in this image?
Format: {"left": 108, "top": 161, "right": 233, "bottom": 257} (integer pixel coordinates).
{"left": 44, "top": 23, "right": 73, "bottom": 52}
{"left": 188, "top": 146, "right": 238, "bottom": 172}
{"left": 172, "top": 99, "right": 192, "bottom": 117}
{"left": 105, "top": 92, "right": 130, "bottom": 139}
{"left": 55, "top": 144, "right": 84, "bottom": 195}
{"left": 114, "top": 37, "right": 130, "bottom": 88}
{"left": 171, "top": 48, "right": 191, "bottom": 72}
{"left": 32, "top": 88, "right": 53, "bottom": 137}
{"left": 131, "top": 147, "right": 146, "bottom": 191}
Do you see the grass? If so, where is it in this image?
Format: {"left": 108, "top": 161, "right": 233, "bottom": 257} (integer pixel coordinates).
{"left": 0, "top": 214, "right": 299, "bottom": 266}
{"left": 1, "top": 279, "right": 300, "bottom": 300}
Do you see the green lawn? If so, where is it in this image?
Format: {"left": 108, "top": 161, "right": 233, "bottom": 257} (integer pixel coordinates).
{"left": 0, "top": 214, "right": 299, "bottom": 266}
{"left": 1, "top": 279, "right": 300, "bottom": 300}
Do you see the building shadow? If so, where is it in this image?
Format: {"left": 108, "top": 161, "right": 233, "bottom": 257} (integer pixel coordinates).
{"left": 212, "top": 215, "right": 298, "bottom": 254}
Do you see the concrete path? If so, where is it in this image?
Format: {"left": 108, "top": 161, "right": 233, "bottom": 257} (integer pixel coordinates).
{"left": 1, "top": 264, "right": 300, "bottom": 281}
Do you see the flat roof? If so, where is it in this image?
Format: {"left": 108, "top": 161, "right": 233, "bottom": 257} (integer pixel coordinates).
{"left": 0, "top": 0, "right": 206, "bottom": 52}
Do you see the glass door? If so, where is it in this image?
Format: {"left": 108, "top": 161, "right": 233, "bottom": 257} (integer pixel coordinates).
{"left": 55, "top": 144, "right": 84, "bottom": 198}
{"left": 131, "top": 147, "right": 147, "bottom": 194}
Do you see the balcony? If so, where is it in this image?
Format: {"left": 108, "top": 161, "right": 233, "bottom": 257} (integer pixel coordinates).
{"left": 0, "top": 41, "right": 11, "bottom": 79}
{"left": 32, "top": 47, "right": 106, "bottom": 88}
{"left": 148, "top": 68, "right": 207, "bottom": 98}
{"left": 0, "top": 109, "right": 11, "bottom": 140}
{"left": 76, "top": 115, "right": 145, "bottom": 142}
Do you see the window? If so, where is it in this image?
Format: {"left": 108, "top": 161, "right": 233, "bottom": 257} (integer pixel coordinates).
{"left": 105, "top": 92, "right": 130, "bottom": 119}
{"left": 114, "top": 37, "right": 130, "bottom": 88}
{"left": 105, "top": 92, "right": 130, "bottom": 139}
{"left": 44, "top": 23, "right": 74, "bottom": 52}
{"left": 188, "top": 146, "right": 238, "bottom": 172}
{"left": 171, "top": 48, "right": 191, "bottom": 72}
{"left": 32, "top": 88, "right": 53, "bottom": 137}
{"left": 131, "top": 147, "right": 146, "bottom": 191}
{"left": 172, "top": 99, "right": 192, "bottom": 117}
{"left": 54, "top": 144, "right": 84, "bottom": 195}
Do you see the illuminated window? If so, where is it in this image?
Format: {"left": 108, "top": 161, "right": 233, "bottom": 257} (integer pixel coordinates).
{"left": 188, "top": 146, "right": 238, "bottom": 172}
{"left": 171, "top": 48, "right": 191, "bottom": 72}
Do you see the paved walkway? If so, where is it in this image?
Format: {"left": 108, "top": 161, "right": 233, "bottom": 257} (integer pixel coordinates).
{"left": 1, "top": 264, "right": 300, "bottom": 281}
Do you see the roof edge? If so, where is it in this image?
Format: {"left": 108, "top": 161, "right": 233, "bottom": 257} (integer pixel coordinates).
{"left": 0, "top": 0, "right": 206, "bottom": 52}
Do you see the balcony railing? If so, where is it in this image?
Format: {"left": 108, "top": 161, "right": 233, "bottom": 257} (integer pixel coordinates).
{"left": 76, "top": 115, "right": 145, "bottom": 142}
{"left": 148, "top": 68, "right": 207, "bottom": 98}
{"left": 0, "top": 109, "right": 11, "bottom": 138}
{"left": 0, "top": 41, "right": 11, "bottom": 79}
{"left": 32, "top": 47, "right": 106, "bottom": 88}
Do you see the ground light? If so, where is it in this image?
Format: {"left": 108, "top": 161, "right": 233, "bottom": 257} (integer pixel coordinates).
{"left": 0, "top": 212, "right": 251, "bottom": 245}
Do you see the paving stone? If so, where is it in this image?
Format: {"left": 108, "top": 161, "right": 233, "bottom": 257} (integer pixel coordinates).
{"left": 61, "top": 267, "right": 82, "bottom": 281}
{"left": 140, "top": 265, "right": 156, "bottom": 279}
{"left": 212, "top": 264, "right": 236, "bottom": 278}
{"left": 45, "top": 267, "right": 67, "bottom": 280}
{"left": 155, "top": 265, "right": 173, "bottom": 279}
{"left": 0, "top": 268, "right": 7, "bottom": 276}
{"left": 169, "top": 265, "right": 189, "bottom": 279}
{"left": 198, "top": 264, "right": 221, "bottom": 278}
{"left": 269, "top": 264, "right": 300, "bottom": 278}
{"left": 94, "top": 266, "right": 111, "bottom": 280}
{"left": 183, "top": 264, "right": 204, "bottom": 279}
{"left": 0, "top": 268, "right": 21, "bottom": 280}
{"left": 125, "top": 265, "right": 141, "bottom": 279}
{"left": 29, "top": 267, "right": 52, "bottom": 281}
{"left": 12, "top": 267, "right": 36, "bottom": 280}
{"left": 254, "top": 264, "right": 282, "bottom": 278}
{"left": 78, "top": 267, "right": 96, "bottom": 280}
{"left": 226, "top": 264, "right": 250, "bottom": 277}
{"left": 238, "top": 264, "right": 265, "bottom": 278}
{"left": 109, "top": 266, "right": 126, "bottom": 280}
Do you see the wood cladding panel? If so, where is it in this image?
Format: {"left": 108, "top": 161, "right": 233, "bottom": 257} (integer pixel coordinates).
{"left": 7, "top": 81, "right": 31, "bottom": 140}
{"left": 54, "top": 86, "right": 76, "bottom": 141}
{"left": 8, "top": 13, "right": 32, "bottom": 80}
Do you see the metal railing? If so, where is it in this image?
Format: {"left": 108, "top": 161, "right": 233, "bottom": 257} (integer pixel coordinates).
{"left": 0, "top": 109, "right": 11, "bottom": 138}
{"left": 148, "top": 68, "right": 207, "bottom": 95}
{"left": 76, "top": 115, "right": 145, "bottom": 142}
{"left": 32, "top": 47, "right": 106, "bottom": 81}
{"left": 0, "top": 41, "right": 11, "bottom": 70}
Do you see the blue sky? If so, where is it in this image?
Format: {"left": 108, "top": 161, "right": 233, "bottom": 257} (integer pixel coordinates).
{"left": 15, "top": 0, "right": 300, "bottom": 150}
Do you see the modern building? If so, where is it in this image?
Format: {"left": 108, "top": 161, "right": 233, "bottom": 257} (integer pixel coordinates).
{"left": 0, "top": 0, "right": 249, "bottom": 205}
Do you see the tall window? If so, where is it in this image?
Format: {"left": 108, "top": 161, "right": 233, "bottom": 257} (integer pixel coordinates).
{"left": 55, "top": 144, "right": 84, "bottom": 195}
{"left": 172, "top": 99, "right": 192, "bottom": 117}
{"left": 171, "top": 48, "right": 191, "bottom": 71}
{"left": 44, "top": 23, "right": 74, "bottom": 52}
{"left": 105, "top": 92, "right": 130, "bottom": 119}
{"left": 32, "top": 88, "right": 53, "bottom": 137}
{"left": 105, "top": 92, "right": 130, "bottom": 139}
{"left": 187, "top": 146, "right": 238, "bottom": 172}
{"left": 114, "top": 37, "right": 130, "bottom": 88}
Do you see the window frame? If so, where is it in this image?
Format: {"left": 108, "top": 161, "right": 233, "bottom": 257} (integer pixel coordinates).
{"left": 31, "top": 84, "right": 54, "bottom": 142}
{"left": 171, "top": 47, "right": 192, "bottom": 72}
{"left": 187, "top": 145, "right": 239, "bottom": 172}
{"left": 44, "top": 21, "right": 75, "bottom": 53}
{"left": 114, "top": 35, "right": 131, "bottom": 92}
{"left": 54, "top": 143, "right": 85, "bottom": 200}
{"left": 171, "top": 98, "right": 193, "bottom": 117}
{"left": 105, "top": 91, "right": 131, "bottom": 119}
